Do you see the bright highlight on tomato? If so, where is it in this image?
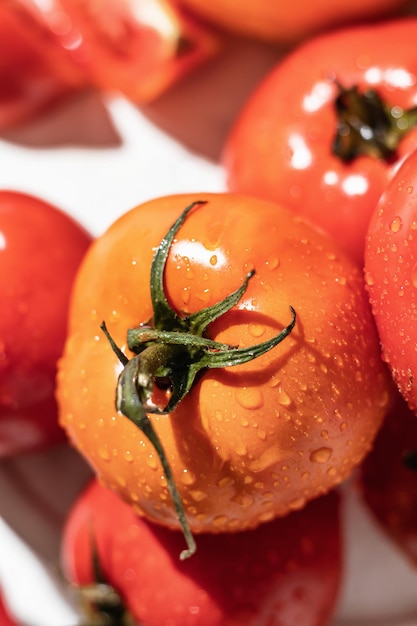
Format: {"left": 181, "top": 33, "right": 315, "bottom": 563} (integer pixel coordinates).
{"left": 224, "top": 18, "right": 417, "bottom": 265}
{"left": 57, "top": 193, "right": 391, "bottom": 543}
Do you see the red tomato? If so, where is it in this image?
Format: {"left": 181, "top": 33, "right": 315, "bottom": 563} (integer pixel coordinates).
{"left": 224, "top": 18, "right": 417, "bottom": 266}
{"left": 358, "top": 392, "right": 417, "bottom": 565}
{"left": 0, "top": 594, "right": 18, "bottom": 626}
{"left": 0, "top": 191, "right": 92, "bottom": 457}
{"left": 176, "top": 0, "right": 409, "bottom": 43}
{"left": 62, "top": 479, "right": 342, "bottom": 626}
{"left": 0, "top": 1, "right": 87, "bottom": 129}
{"left": 57, "top": 193, "right": 391, "bottom": 546}
{"left": 54, "top": 0, "right": 221, "bottom": 103}
{"left": 365, "top": 148, "right": 417, "bottom": 413}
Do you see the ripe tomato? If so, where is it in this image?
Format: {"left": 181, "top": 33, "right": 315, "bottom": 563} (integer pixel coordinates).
{"left": 176, "top": 0, "right": 408, "bottom": 43}
{"left": 57, "top": 192, "right": 391, "bottom": 544}
{"left": 0, "top": 191, "right": 92, "bottom": 457}
{"left": 365, "top": 148, "right": 417, "bottom": 413}
{"left": 0, "top": 593, "right": 18, "bottom": 626}
{"left": 224, "top": 18, "right": 417, "bottom": 266}
{"left": 0, "top": 1, "right": 87, "bottom": 129}
{"left": 54, "top": 0, "right": 221, "bottom": 103}
{"left": 358, "top": 392, "right": 417, "bottom": 566}
{"left": 62, "top": 479, "right": 342, "bottom": 626}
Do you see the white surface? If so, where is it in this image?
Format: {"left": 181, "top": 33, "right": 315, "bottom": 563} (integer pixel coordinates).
{"left": 1, "top": 33, "right": 417, "bottom": 626}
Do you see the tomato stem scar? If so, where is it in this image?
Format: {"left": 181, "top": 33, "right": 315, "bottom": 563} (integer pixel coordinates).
{"left": 332, "top": 82, "right": 417, "bottom": 162}
{"left": 101, "top": 200, "right": 296, "bottom": 559}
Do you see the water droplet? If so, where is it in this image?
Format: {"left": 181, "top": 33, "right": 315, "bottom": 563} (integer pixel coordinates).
{"left": 180, "top": 470, "right": 196, "bottom": 485}
{"left": 266, "top": 256, "right": 280, "bottom": 270}
{"left": 407, "top": 185, "right": 414, "bottom": 194}
{"left": 235, "top": 387, "right": 264, "bottom": 410}
{"left": 277, "top": 389, "right": 292, "bottom": 407}
{"left": 212, "top": 515, "right": 228, "bottom": 527}
{"left": 214, "top": 410, "right": 223, "bottom": 422}
{"left": 189, "top": 490, "right": 208, "bottom": 502}
{"left": 411, "top": 263, "right": 417, "bottom": 288}
{"left": 98, "top": 447, "right": 110, "bottom": 461}
{"left": 309, "top": 447, "right": 333, "bottom": 463}
{"left": 146, "top": 454, "right": 158, "bottom": 469}
{"left": 364, "top": 271, "right": 374, "bottom": 286}
{"left": 288, "top": 496, "right": 306, "bottom": 511}
{"left": 209, "top": 254, "right": 218, "bottom": 266}
{"left": 389, "top": 216, "right": 402, "bottom": 233}
{"left": 124, "top": 450, "right": 134, "bottom": 463}
{"left": 249, "top": 323, "right": 265, "bottom": 338}
{"left": 217, "top": 476, "right": 234, "bottom": 489}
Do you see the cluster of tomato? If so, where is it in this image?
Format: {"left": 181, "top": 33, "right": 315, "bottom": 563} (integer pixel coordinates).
{"left": 3, "top": 1, "right": 417, "bottom": 626}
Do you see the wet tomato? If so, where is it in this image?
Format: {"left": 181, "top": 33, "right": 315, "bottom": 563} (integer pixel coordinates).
{"left": 365, "top": 148, "right": 417, "bottom": 413}
{"left": 358, "top": 391, "right": 417, "bottom": 566}
{"left": 0, "top": 191, "right": 92, "bottom": 457}
{"left": 176, "top": 0, "right": 408, "bottom": 44}
{"left": 57, "top": 192, "right": 391, "bottom": 550}
{"left": 224, "top": 18, "right": 417, "bottom": 265}
{"left": 62, "top": 478, "right": 342, "bottom": 626}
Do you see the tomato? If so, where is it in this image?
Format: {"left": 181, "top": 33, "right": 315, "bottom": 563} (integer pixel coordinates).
{"left": 365, "top": 148, "right": 417, "bottom": 413}
{"left": 358, "top": 391, "right": 417, "bottom": 566}
{"left": 0, "top": 1, "right": 87, "bottom": 129}
{"left": 0, "top": 594, "right": 18, "bottom": 626}
{"left": 54, "top": 0, "right": 221, "bottom": 103}
{"left": 0, "top": 191, "right": 92, "bottom": 457}
{"left": 62, "top": 479, "right": 342, "bottom": 626}
{"left": 224, "top": 18, "right": 417, "bottom": 266}
{"left": 176, "top": 0, "right": 408, "bottom": 43}
{"left": 57, "top": 192, "right": 391, "bottom": 547}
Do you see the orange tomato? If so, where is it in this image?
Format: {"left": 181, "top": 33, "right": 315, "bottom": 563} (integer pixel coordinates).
{"left": 57, "top": 193, "right": 391, "bottom": 544}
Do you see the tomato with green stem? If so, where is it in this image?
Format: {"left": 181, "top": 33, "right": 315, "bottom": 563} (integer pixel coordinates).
{"left": 0, "top": 191, "right": 92, "bottom": 457}
{"left": 224, "top": 18, "right": 417, "bottom": 266}
{"left": 57, "top": 192, "right": 391, "bottom": 553}
{"left": 62, "top": 478, "right": 343, "bottom": 626}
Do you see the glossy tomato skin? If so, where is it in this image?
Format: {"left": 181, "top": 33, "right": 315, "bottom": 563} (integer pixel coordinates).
{"left": 359, "top": 392, "right": 417, "bottom": 566}
{"left": 62, "top": 479, "right": 342, "bottom": 626}
{"left": 224, "top": 18, "right": 417, "bottom": 266}
{"left": 0, "top": 191, "right": 92, "bottom": 457}
{"left": 57, "top": 192, "right": 391, "bottom": 534}
{"left": 365, "top": 149, "right": 417, "bottom": 413}
{"left": 55, "top": 0, "right": 220, "bottom": 103}
{"left": 0, "top": 594, "right": 18, "bottom": 626}
{"left": 0, "top": 2, "right": 87, "bottom": 130}
{"left": 177, "top": 0, "right": 409, "bottom": 43}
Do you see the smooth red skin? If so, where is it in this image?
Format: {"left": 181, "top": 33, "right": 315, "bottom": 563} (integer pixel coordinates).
{"left": 62, "top": 480, "right": 342, "bottom": 626}
{"left": 0, "top": 596, "right": 18, "bottom": 626}
{"left": 224, "top": 18, "right": 417, "bottom": 266}
{"left": 0, "top": 2, "right": 87, "bottom": 130}
{"left": 359, "top": 391, "right": 417, "bottom": 565}
{"left": 365, "top": 148, "right": 417, "bottom": 413}
{"left": 0, "top": 191, "right": 92, "bottom": 457}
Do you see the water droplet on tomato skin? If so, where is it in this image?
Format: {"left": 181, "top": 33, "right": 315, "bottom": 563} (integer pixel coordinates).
{"left": 235, "top": 387, "right": 264, "bottom": 410}
{"left": 389, "top": 216, "right": 403, "bottom": 233}
{"left": 309, "top": 447, "right": 333, "bottom": 464}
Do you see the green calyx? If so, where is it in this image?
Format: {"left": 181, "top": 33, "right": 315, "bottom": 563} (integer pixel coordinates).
{"left": 101, "top": 200, "right": 296, "bottom": 559}
{"left": 332, "top": 83, "right": 417, "bottom": 162}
